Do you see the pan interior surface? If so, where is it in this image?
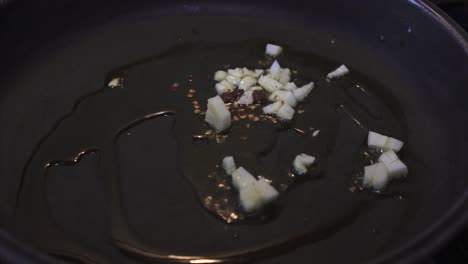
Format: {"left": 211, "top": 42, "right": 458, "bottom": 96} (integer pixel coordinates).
{"left": 1, "top": 1, "right": 468, "bottom": 264}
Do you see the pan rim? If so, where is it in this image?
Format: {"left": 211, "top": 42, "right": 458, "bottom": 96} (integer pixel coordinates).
{"left": 1, "top": 0, "right": 468, "bottom": 263}
{"left": 366, "top": 3, "right": 468, "bottom": 264}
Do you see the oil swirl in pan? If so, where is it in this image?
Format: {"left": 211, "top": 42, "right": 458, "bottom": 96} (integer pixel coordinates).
{"left": 13, "top": 41, "right": 406, "bottom": 263}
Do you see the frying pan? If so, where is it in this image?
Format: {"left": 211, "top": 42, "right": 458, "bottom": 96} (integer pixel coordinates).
{"left": 1, "top": 0, "right": 468, "bottom": 263}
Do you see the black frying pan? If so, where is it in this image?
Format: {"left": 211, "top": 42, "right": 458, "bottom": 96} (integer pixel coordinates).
{"left": 1, "top": 0, "right": 468, "bottom": 263}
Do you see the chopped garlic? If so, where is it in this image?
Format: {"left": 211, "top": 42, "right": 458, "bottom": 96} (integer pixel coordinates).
{"left": 227, "top": 68, "right": 244, "bottom": 78}
{"left": 327, "top": 64, "right": 349, "bottom": 80}
{"left": 250, "top": 86, "right": 263, "bottom": 91}
{"left": 312, "top": 130, "right": 320, "bottom": 137}
{"left": 238, "top": 175, "right": 279, "bottom": 212}
{"left": 237, "top": 90, "right": 254, "bottom": 105}
{"left": 215, "top": 84, "right": 230, "bottom": 95}
{"left": 255, "top": 69, "right": 264, "bottom": 76}
{"left": 239, "top": 185, "right": 263, "bottom": 212}
{"left": 108, "top": 78, "right": 122, "bottom": 88}
{"left": 215, "top": 80, "right": 234, "bottom": 95}
{"left": 269, "top": 60, "right": 282, "bottom": 80}
{"left": 269, "top": 90, "right": 297, "bottom": 107}
{"left": 214, "top": 71, "right": 227, "bottom": 81}
{"left": 265, "top": 43, "right": 283, "bottom": 57}
{"left": 385, "top": 137, "right": 404, "bottom": 153}
{"left": 240, "top": 179, "right": 279, "bottom": 213}
{"left": 293, "top": 153, "right": 316, "bottom": 174}
{"left": 222, "top": 156, "right": 236, "bottom": 175}
{"left": 378, "top": 150, "right": 408, "bottom": 179}
{"left": 283, "top": 82, "right": 297, "bottom": 91}
{"left": 276, "top": 103, "right": 295, "bottom": 120}
{"left": 279, "top": 68, "right": 291, "bottom": 84}
{"left": 231, "top": 167, "right": 257, "bottom": 190}
{"left": 368, "top": 131, "right": 404, "bottom": 152}
{"left": 238, "top": 76, "right": 257, "bottom": 90}
{"left": 230, "top": 165, "right": 279, "bottom": 213}
{"left": 378, "top": 150, "right": 398, "bottom": 164}
{"left": 205, "top": 95, "right": 231, "bottom": 131}
{"left": 263, "top": 101, "right": 295, "bottom": 120}
{"left": 225, "top": 75, "right": 241, "bottom": 86}
{"left": 293, "top": 82, "right": 314, "bottom": 101}
{"left": 242, "top": 68, "right": 257, "bottom": 77}
{"left": 258, "top": 75, "right": 282, "bottom": 92}
{"left": 255, "top": 178, "right": 279, "bottom": 204}
{"left": 262, "top": 101, "right": 282, "bottom": 114}
{"left": 384, "top": 159, "right": 408, "bottom": 179}
{"left": 363, "top": 162, "right": 389, "bottom": 190}
{"left": 368, "top": 131, "right": 387, "bottom": 149}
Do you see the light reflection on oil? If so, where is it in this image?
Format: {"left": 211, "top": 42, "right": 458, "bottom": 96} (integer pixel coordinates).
{"left": 190, "top": 259, "right": 221, "bottom": 263}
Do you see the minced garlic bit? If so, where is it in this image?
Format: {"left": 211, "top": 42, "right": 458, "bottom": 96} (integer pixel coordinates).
{"left": 204, "top": 43, "right": 318, "bottom": 129}
{"left": 225, "top": 157, "right": 279, "bottom": 212}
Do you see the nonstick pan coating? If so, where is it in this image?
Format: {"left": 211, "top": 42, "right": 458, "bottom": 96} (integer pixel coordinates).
{"left": 1, "top": 1, "right": 468, "bottom": 263}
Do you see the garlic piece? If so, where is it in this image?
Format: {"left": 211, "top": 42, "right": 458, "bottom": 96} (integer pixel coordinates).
{"left": 227, "top": 68, "right": 244, "bottom": 78}
{"left": 108, "top": 78, "right": 122, "bottom": 88}
{"left": 279, "top": 68, "right": 291, "bottom": 84}
{"left": 237, "top": 90, "right": 254, "bottom": 105}
{"left": 262, "top": 101, "right": 282, "bottom": 114}
{"left": 215, "top": 80, "right": 235, "bottom": 95}
{"left": 327, "top": 64, "right": 349, "bottom": 80}
{"left": 250, "top": 86, "right": 263, "bottom": 91}
{"left": 293, "top": 82, "right": 314, "bottom": 101}
{"left": 269, "top": 60, "right": 282, "bottom": 80}
{"left": 239, "top": 185, "right": 263, "bottom": 212}
{"left": 269, "top": 90, "right": 297, "bottom": 107}
{"left": 238, "top": 76, "right": 257, "bottom": 90}
{"left": 384, "top": 159, "right": 408, "bottom": 179}
{"left": 222, "top": 156, "right": 236, "bottom": 175}
{"left": 225, "top": 75, "right": 241, "bottom": 86}
{"left": 378, "top": 150, "right": 399, "bottom": 164}
{"left": 283, "top": 82, "right": 297, "bottom": 91}
{"left": 231, "top": 167, "right": 257, "bottom": 190}
{"left": 242, "top": 67, "right": 262, "bottom": 78}
{"left": 368, "top": 131, "right": 404, "bottom": 152}
{"left": 258, "top": 75, "right": 282, "bottom": 93}
{"left": 255, "top": 69, "right": 265, "bottom": 76}
{"left": 265, "top": 43, "right": 283, "bottom": 57}
{"left": 276, "top": 102, "right": 295, "bottom": 120}
{"left": 254, "top": 178, "right": 279, "bottom": 204}
{"left": 378, "top": 150, "right": 408, "bottom": 179}
{"left": 293, "top": 153, "right": 316, "bottom": 174}
{"left": 205, "top": 95, "right": 231, "bottom": 131}
{"left": 363, "top": 162, "right": 389, "bottom": 190}
{"left": 214, "top": 71, "right": 227, "bottom": 81}
{"left": 231, "top": 166, "right": 279, "bottom": 213}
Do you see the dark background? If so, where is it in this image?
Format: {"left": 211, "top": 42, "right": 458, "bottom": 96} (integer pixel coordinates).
{"left": 426, "top": 2, "right": 468, "bottom": 264}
